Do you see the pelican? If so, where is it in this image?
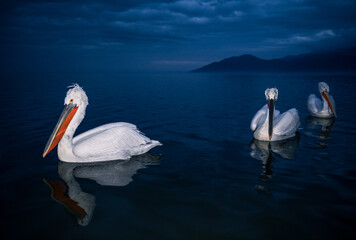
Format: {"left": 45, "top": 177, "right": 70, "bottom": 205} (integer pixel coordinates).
{"left": 250, "top": 88, "right": 300, "bottom": 141}
{"left": 43, "top": 84, "right": 162, "bottom": 162}
{"left": 308, "top": 82, "right": 337, "bottom": 118}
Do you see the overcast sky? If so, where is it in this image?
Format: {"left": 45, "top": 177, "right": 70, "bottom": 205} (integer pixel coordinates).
{"left": 1, "top": 0, "right": 355, "bottom": 72}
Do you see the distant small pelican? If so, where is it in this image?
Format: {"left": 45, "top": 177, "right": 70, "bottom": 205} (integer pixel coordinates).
{"left": 251, "top": 88, "right": 300, "bottom": 141}
{"left": 43, "top": 84, "right": 161, "bottom": 162}
{"left": 308, "top": 82, "right": 337, "bottom": 118}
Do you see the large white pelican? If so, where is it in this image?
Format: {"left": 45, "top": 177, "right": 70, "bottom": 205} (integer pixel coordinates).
{"left": 308, "top": 82, "right": 337, "bottom": 118}
{"left": 250, "top": 88, "right": 300, "bottom": 141}
{"left": 43, "top": 84, "right": 162, "bottom": 162}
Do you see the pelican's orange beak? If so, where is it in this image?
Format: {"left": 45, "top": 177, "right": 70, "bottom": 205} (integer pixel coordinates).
{"left": 321, "top": 91, "right": 337, "bottom": 118}
{"left": 43, "top": 103, "right": 78, "bottom": 158}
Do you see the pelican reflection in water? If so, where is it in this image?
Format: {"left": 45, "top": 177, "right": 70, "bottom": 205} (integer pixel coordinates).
{"left": 305, "top": 116, "right": 335, "bottom": 141}
{"left": 250, "top": 135, "right": 300, "bottom": 193}
{"left": 43, "top": 153, "right": 160, "bottom": 226}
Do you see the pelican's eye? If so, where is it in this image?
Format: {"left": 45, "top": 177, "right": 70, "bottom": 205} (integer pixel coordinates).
{"left": 70, "top": 99, "right": 73, "bottom": 103}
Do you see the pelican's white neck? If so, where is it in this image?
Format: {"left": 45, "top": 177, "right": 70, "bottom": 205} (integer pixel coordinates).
{"left": 58, "top": 104, "right": 87, "bottom": 161}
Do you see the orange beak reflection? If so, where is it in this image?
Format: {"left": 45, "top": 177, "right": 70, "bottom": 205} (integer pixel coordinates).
{"left": 321, "top": 91, "right": 337, "bottom": 118}
{"left": 43, "top": 179, "right": 87, "bottom": 217}
{"left": 43, "top": 103, "right": 78, "bottom": 158}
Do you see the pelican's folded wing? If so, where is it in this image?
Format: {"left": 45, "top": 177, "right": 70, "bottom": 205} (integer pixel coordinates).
{"left": 273, "top": 108, "right": 300, "bottom": 137}
{"left": 308, "top": 94, "right": 321, "bottom": 114}
{"left": 73, "top": 122, "right": 137, "bottom": 144}
{"left": 251, "top": 105, "right": 267, "bottom": 131}
{"left": 73, "top": 122, "right": 161, "bottom": 160}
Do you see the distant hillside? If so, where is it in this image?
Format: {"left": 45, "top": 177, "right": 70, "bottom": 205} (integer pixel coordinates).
{"left": 192, "top": 47, "right": 356, "bottom": 72}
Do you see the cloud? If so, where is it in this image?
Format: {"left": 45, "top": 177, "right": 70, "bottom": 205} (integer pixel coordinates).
{"left": 268, "top": 29, "right": 337, "bottom": 45}
{"left": 218, "top": 10, "right": 244, "bottom": 22}
{"left": 189, "top": 16, "right": 210, "bottom": 24}
{"left": 316, "top": 29, "right": 336, "bottom": 38}
{"left": 0, "top": 0, "right": 355, "bottom": 71}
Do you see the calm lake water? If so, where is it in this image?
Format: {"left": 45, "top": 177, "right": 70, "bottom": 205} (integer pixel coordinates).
{"left": 1, "top": 72, "right": 356, "bottom": 239}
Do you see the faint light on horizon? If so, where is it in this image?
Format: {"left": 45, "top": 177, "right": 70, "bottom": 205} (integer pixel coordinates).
{"left": 150, "top": 60, "right": 207, "bottom": 66}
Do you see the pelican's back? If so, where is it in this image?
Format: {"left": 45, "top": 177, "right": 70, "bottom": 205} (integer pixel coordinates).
{"left": 71, "top": 122, "right": 161, "bottom": 161}
{"left": 274, "top": 108, "right": 300, "bottom": 137}
{"left": 308, "top": 94, "right": 322, "bottom": 114}
{"left": 250, "top": 105, "right": 267, "bottom": 131}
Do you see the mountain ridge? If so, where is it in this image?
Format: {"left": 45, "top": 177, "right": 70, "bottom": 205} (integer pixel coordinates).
{"left": 192, "top": 47, "right": 356, "bottom": 72}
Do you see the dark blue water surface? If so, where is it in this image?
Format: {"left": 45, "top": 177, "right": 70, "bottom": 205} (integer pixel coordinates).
{"left": 1, "top": 72, "right": 356, "bottom": 239}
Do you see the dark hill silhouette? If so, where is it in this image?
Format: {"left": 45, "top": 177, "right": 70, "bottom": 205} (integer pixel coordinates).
{"left": 192, "top": 47, "right": 356, "bottom": 72}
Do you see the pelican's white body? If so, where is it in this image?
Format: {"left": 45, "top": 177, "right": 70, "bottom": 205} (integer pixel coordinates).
{"left": 56, "top": 85, "right": 161, "bottom": 163}
{"left": 308, "top": 94, "right": 336, "bottom": 118}
{"left": 251, "top": 104, "right": 300, "bottom": 141}
{"left": 307, "top": 82, "right": 336, "bottom": 118}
